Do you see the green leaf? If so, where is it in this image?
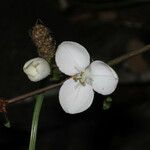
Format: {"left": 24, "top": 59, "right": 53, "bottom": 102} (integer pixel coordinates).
{"left": 103, "top": 97, "right": 112, "bottom": 110}
{"left": 29, "top": 94, "right": 44, "bottom": 150}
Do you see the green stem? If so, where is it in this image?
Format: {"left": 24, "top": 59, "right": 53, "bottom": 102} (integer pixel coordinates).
{"left": 29, "top": 94, "right": 44, "bottom": 150}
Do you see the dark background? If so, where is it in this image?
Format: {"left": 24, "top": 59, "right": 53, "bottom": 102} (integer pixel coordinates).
{"left": 0, "top": 0, "right": 150, "bottom": 149}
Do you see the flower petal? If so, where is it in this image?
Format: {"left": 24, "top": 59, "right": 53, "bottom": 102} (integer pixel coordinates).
{"left": 59, "top": 78, "right": 94, "bottom": 114}
{"left": 55, "top": 41, "right": 90, "bottom": 76}
{"left": 89, "top": 60, "right": 119, "bottom": 95}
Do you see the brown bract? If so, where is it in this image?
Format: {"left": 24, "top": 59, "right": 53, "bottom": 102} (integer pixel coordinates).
{"left": 0, "top": 99, "right": 7, "bottom": 112}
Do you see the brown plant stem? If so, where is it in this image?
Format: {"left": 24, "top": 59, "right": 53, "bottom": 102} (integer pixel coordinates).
{"left": 4, "top": 44, "right": 150, "bottom": 106}
{"left": 107, "top": 44, "right": 150, "bottom": 66}
{"left": 7, "top": 81, "right": 64, "bottom": 105}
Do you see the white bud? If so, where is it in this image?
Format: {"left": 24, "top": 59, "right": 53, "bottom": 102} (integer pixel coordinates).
{"left": 23, "top": 57, "right": 50, "bottom": 82}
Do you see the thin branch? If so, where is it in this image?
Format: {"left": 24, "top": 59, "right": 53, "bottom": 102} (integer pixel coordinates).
{"left": 7, "top": 81, "right": 64, "bottom": 105}
{"left": 4, "top": 44, "right": 150, "bottom": 106}
{"left": 107, "top": 44, "right": 150, "bottom": 66}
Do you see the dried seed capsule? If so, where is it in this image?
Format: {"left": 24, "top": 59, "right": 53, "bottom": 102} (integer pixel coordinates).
{"left": 31, "top": 23, "right": 56, "bottom": 63}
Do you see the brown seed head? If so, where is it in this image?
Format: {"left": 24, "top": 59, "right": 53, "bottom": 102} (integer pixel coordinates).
{"left": 31, "top": 24, "right": 56, "bottom": 63}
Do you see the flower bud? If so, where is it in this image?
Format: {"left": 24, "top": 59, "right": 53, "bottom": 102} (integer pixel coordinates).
{"left": 23, "top": 57, "right": 50, "bottom": 82}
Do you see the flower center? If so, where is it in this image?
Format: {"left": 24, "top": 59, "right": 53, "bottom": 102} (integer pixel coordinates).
{"left": 73, "top": 69, "right": 92, "bottom": 86}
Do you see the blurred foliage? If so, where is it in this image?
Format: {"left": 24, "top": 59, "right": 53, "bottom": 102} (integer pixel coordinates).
{"left": 103, "top": 97, "right": 112, "bottom": 110}
{"left": 4, "top": 121, "right": 11, "bottom": 128}
{"left": 68, "top": 0, "right": 150, "bottom": 9}
{"left": 0, "top": 113, "right": 11, "bottom": 128}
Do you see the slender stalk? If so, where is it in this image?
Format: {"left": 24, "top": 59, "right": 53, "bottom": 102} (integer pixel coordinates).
{"left": 29, "top": 94, "right": 44, "bottom": 150}
{"left": 107, "top": 44, "right": 150, "bottom": 66}
{"left": 7, "top": 81, "right": 64, "bottom": 104}
{"left": 3, "top": 44, "right": 150, "bottom": 106}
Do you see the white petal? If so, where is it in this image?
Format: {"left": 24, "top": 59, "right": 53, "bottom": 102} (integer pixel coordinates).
{"left": 55, "top": 41, "right": 90, "bottom": 76}
{"left": 89, "top": 60, "right": 119, "bottom": 95}
{"left": 59, "top": 78, "right": 94, "bottom": 114}
{"left": 23, "top": 57, "right": 50, "bottom": 82}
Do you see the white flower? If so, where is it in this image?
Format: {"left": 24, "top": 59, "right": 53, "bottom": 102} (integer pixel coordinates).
{"left": 23, "top": 57, "right": 50, "bottom": 82}
{"left": 55, "top": 41, "right": 119, "bottom": 114}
